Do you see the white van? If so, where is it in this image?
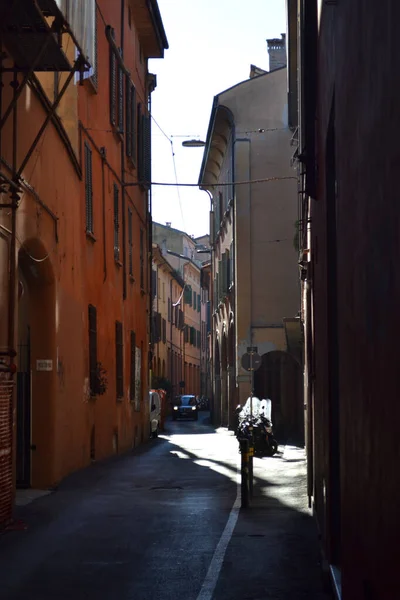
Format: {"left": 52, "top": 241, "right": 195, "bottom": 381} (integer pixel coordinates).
{"left": 149, "top": 390, "right": 161, "bottom": 438}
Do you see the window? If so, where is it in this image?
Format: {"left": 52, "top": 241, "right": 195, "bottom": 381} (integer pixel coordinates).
{"left": 162, "top": 318, "right": 166, "bottom": 343}
{"left": 88, "top": 305, "right": 97, "bottom": 395}
{"left": 113, "top": 184, "right": 120, "bottom": 261}
{"left": 89, "top": 6, "right": 98, "bottom": 89}
{"left": 193, "top": 292, "right": 196, "bottom": 311}
{"left": 70, "top": 0, "right": 96, "bottom": 85}
{"left": 109, "top": 31, "right": 117, "bottom": 126}
{"left": 125, "top": 80, "right": 137, "bottom": 162}
{"left": 84, "top": 142, "right": 93, "bottom": 234}
{"left": 168, "top": 298, "right": 171, "bottom": 322}
{"left": 162, "top": 282, "right": 165, "bottom": 302}
{"left": 215, "top": 192, "right": 222, "bottom": 231}
{"left": 137, "top": 103, "right": 151, "bottom": 187}
{"left": 140, "top": 229, "right": 144, "bottom": 289}
{"left": 197, "top": 330, "right": 201, "bottom": 349}
{"left": 128, "top": 207, "right": 133, "bottom": 277}
{"left": 154, "top": 312, "right": 161, "bottom": 342}
{"left": 117, "top": 49, "right": 124, "bottom": 132}
{"left": 129, "top": 331, "right": 136, "bottom": 402}
{"left": 197, "top": 293, "right": 201, "bottom": 312}
{"left": 115, "top": 321, "right": 123, "bottom": 399}
{"left": 175, "top": 305, "right": 179, "bottom": 327}
{"left": 109, "top": 25, "right": 124, "bottom": 132}
{"left": 184, "top": 285, "right": 192, "bottom": 306}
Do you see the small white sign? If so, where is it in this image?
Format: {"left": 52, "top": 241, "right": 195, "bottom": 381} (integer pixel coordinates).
{"left": 36, "top": 359, "right": 53, "bottom": 372}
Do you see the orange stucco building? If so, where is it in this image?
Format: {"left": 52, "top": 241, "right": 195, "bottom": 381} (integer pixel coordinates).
{"left": 0, "top": 0, "right": 167, "bottom": 525}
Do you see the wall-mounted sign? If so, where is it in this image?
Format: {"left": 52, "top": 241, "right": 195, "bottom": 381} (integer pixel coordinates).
{"left": 36, "top": 360, "right": 53, "bottom": 372}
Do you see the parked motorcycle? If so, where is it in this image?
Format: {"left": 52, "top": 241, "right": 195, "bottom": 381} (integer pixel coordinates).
{"left": 235, "top": 397, "right": 278, "bottom": 457}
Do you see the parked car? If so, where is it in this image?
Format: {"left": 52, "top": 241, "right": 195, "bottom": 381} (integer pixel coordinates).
{"left": 149, "top": 390, "right": 161, "bottom": 438}
{"left": 172, "top": 394, "right": 198, "bottom": 421}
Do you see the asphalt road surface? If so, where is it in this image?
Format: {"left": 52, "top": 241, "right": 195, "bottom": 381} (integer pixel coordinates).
{"left": 0, "top": 413, "right": 330, "bottom": 600}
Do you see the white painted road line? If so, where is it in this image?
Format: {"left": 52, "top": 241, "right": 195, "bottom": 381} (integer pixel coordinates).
{"left": 196, "top": 464, "right": 241, "bottom": 600}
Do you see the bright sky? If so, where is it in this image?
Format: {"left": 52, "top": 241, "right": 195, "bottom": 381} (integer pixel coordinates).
{"left": 149, "top": 0, "right": 286, "bottom": 239}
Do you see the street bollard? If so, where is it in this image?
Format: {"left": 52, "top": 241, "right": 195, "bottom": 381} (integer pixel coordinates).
{"left": 248, "top": 443, "right": 254, "bottom": 498}
{"left": 240, "top": 438, "right": 250, "bottom": 508}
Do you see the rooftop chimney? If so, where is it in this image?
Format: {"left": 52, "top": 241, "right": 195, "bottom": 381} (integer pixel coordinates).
{"left": 166, "top": 222, "right": 171, "bottom": 227}
{"left": 267, "top": 33, "right": 286, "bottom": 72}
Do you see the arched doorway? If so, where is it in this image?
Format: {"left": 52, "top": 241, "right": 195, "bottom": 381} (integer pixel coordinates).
{"left": 254, "top": 350, "right": 303, "bottom": 444}
{"left": 17, "top": 240, "right": 56, "bottom": 488}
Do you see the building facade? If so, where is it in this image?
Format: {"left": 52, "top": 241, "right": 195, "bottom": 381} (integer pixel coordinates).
{"left": 151, "top": 244, "right": 184, "bottom": 399}
{"left": 288, "top": 1, "right": 400, "bottom": 597}
{"left": 0, "top": 0, "right": 167, "bottom": 526}
{"left": 152, "top": 222, "right": 205, "bottom": 397}
{"left": 199, "top": 51, "right": 302, "bottom": 434}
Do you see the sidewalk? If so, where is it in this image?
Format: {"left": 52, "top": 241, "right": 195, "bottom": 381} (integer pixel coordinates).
{"left": 213, "top": 442, "right": 332, "bottom": 600}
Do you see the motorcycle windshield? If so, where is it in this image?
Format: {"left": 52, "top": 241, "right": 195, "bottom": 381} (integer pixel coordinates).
{"left": 241, "top": 397, "right": 262, "bottom": 417}
{"left": 260, "top": 398, "right": 272, "bottom": 421}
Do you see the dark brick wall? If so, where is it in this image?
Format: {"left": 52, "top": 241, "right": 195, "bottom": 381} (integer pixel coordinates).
{"left": 313, "top": 2, "right": 400, "bottom": 598}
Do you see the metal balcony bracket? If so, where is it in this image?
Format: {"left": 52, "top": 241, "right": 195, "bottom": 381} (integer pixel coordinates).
{"left": 0, "top": 30, "right": 55, "bottom": 133}
{"left": 15, "top": 54, "right": 85, "bottom": 180}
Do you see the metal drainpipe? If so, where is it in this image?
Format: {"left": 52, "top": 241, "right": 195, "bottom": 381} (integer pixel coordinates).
{"left": 156, "top": 264, "right": 159, "bottom": 374}
{"left": 8, "top": 69, "right": 20, "bottom": 363}
{"left": 182, "top": 264, "right": 186, "bottom": 395}
{"left": 101, "top": 148, "right": 107, "bottom": 282}
{"left": 120, "top": 0, "right": 127, "bottom": 300}
{"left": 170, "top": 278, "right": 173, "bottom": 391}
{"left": 148, "top": 88, "right": 153, "bottom": 393}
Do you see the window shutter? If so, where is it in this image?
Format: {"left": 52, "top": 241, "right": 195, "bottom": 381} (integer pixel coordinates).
{"left": 197, "top": 294, "right": 201, "bottom": 312}
{"left": 128, "top": 208, "right": 133, "bottom": 276}
{"left": 131, "top": 85, "right": 137, "bottom": 163}
{"left": 125, "top": 79, "right": 132, "bottom": 157}
{"left": 193, "top": 292, "right": 196, "bottom": 310}
{"left": 129, "top": 331, "right": 136, "bottom": 401}
{"left": 109, "top": 31, "right": 117, "bottom": 126}
{"left": 162, "top": 318, "right": 166, "bottom": 343}
{"left": 221, "top": 252, "right": 228, "bottom": 297}
{"left": 115, "top": 321, "right": 123, "bottom": 398}
{"left": 179, "top": 309, "right": 184, "bottom": 330}
{"left": 137, "top": 103, "right": 143, "bottom": 181}
{"left": 152, "top": 270, "right": 157, "bottom": 299}
{"left": 168, "top": 298, "right": 171, "bottom": 322}
{"left": 84, "top": 142, "right": 93, "bottom": 233}
{"left": 117, "top": 49, "right": 124, "bottom": 132}
{"left": 156, "top": 312, "right": 162, "bottom": 342}
{"left": 113, "top": 184, "right": 119, "bottom": 261}
{"left": 88, "top": 305, "right": 97, "bottom": 395}
{"left": 140, "top": 229, "right": 144, "bottom": 289}
{"left": 144, "top": 113, "right": 151, "bottom": 186}
{"left": 151, "top": 314, "right": 157, "bottom": 345}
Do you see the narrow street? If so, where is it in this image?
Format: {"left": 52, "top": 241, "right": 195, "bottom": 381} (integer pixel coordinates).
{"left": 0, "top": 413, "right": 329, "bottom": 600}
